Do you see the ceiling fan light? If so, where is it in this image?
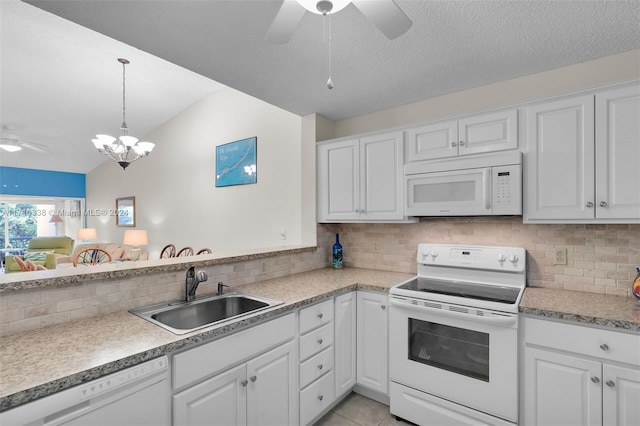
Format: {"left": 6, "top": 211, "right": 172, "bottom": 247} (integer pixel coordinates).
{"left": 297, "top": 0, "right": 351, "bottom": 15}
{"left": 91, "top": 139, "right": 104, "bottom": 149}
{"left": 0, "top": 144, "right": 22, "bottom": 152}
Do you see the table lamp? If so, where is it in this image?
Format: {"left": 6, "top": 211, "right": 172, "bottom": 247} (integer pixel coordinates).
{"left": 123, "top": 230, "right": 148, "bottom": 261}
{"left": 77, "top": 228, "right": 97, "bottom": 243}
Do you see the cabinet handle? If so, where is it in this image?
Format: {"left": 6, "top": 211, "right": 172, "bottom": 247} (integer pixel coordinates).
{"left": 381, "top": 305, "right": 386, "bottom": 310}
{"left": 606, "top": 380, "right": 615, "bottom": 388}
{"left": 240, "top": 380, "right": 248, "bottom": 387}
{"left": 451, "top": 141, "right": 458, "bottom": 147}
{"left": 600, "top": 343, "right": 609, "bottom": 351}
{"left": 317, "top": 313, "right": 323, "bottom": 319}
{"left": 459, "top": 141, "right": 465, "bottom": 146}
{"left": 599, "top": 201, "right": 608, "bottom": 207}
{"left": 591, "top": 376, "right": 600, "bottom": 384}
{"left": 318, "top": 395, "right": 324, "bottom": 401}
{"left": 586, "top": 202, "right": 594, "bottom": 208}
{"left": 250, "top": 375, "right": 257, "bottom": 382}
{"left": 317, "top": 338, "right": 323, "bottom": 345}
{"left": 318, "top": 364, "right": 323, "bottom": 370}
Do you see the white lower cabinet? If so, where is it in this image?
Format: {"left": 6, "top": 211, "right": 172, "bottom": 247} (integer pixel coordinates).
{"left": 522, "top": 317, "right": 640, "bottom": 426}
{"left": 334, "top": 292, "right": 357, "bottom": 399}
{"left": 172, "top": 314, "right": 297, "bottom": 426}
{"left": 356, "top": 291, "right": 389, "bottom": 395}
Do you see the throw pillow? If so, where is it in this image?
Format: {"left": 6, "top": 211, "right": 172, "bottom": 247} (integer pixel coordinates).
{"left": 109, "top": 247, "right": 124, "bottom": 259}
{"left": 25, "top": 260, "right": 46, "bottom": 271}
{"left": 24, "top": 251, "right": 52, "bottom": 262}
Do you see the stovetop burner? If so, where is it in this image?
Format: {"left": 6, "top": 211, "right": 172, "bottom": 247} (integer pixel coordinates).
{"left": 396, "top": 277, "right": 521, "bottom": 305}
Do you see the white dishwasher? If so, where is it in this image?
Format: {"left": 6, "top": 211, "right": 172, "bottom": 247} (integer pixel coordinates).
{"left": 0, "top": 356, "right": 170, "bottom": 426}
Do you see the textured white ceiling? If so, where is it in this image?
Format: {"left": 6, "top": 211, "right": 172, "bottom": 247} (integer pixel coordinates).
{"left": 3, "top": 0, "right": 640, "bottom": 174}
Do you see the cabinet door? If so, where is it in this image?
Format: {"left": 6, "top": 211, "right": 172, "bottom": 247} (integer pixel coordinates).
{"left": 173, "top": 364, "right": 247, "bottom": 426}
{"left": 356, "top": 291, "right": 388, "bottom": 395}
{"left": 595, "top": 86, "right": 640, "bottom": 220}
{"left": 603, "top": 364, "right": 640, "bottom": 426}
{"left": 458, "top": 109, "right": 518, "bottom": 156}
{"left": 406, "top": 120, "right": 458, "bottom": 161}
{"left": 524, "top": 346, "right": 602, "bottom": 426}
{"left": 360, "top": 131, "right": 405, "bottom": 220}
{"left": 317, "top": 139, "right": 360, "bottom": 222}
{"left": 525, "top": 95, "right": 595, "bottom": 220}
{"left": 334, "top": 292, "right": 356, "bottom": 397}
{"left": 246, "top": 340, "right": 297, "bottom": 426}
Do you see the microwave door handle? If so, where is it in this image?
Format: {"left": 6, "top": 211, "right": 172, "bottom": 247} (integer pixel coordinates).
{"left": 389, "top": 297, "right": 517, "bottom": 327}
{"left": 483, "top": 168, "right": 491, "bottom": 210}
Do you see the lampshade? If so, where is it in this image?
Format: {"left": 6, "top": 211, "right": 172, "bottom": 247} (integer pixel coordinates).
{"left": 77, "top": 228, "right": 97, "bottom": 241}
{"left": 123, "top": 230, "right": 148, "bottom": 246}
{"left": 49, "top": 214, "right": 63, "bottom": 223}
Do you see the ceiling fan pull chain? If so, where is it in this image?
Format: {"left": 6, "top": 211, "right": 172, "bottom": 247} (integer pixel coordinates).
{"left": 326, "top": 12, "right": 334, "bottom": 90}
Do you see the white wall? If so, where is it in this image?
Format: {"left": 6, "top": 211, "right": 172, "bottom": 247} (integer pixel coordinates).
{"left": 87, "top": 88, "right": 304, "bottom": 258}
{"left": 332, "top": 49, "right": 640, "bottom": 138}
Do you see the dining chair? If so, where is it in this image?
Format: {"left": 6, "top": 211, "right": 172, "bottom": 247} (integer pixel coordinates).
{"left": 160, "top": 244, "right": 177, "bottom": 259}
{"left": 73, "top": 248, "right": 112, "bottom": 266}
{"left": 196, "top": 248, "right": 212, "bottom": 255}
{"left": 176, "top": 247, "right": 194, "bottom": 257}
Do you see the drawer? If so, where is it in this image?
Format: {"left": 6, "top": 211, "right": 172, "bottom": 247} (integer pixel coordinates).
{"left": 523, "top": 317, "right": 640, "bottom": 366}
{"left": 299, "top": 299, "right": 334, "bottom": 334}
{"left": 300, "top": 346, "right": 334, "bottom": 389}
{"left": 300, "top": 370, "right": 335, "bottom": 426}
{"left": 300, "top": 322, "right": 334, "bottom": 361}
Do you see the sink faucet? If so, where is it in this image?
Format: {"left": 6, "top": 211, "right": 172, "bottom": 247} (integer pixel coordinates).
{"left": 185, "top": 266, "right": 208, "bottom": 302}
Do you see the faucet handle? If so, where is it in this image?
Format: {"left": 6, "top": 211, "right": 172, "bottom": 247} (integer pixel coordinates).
{"left": 197, "top": 270, "right": 208, "bottom": 282}
{"left": 217, "top": 282, "right": 228, "bottom": 295}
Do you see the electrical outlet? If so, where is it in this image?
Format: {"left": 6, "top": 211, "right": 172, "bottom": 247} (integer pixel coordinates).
{"left": 372, "top": 240, "right": 379, "bottom": 253}
{"left": 554, "top": 248, "right": 567, "bottom": 265}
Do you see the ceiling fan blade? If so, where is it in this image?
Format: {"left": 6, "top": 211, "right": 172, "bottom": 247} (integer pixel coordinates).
{"left": 20, "top": 142, "right": 51, "bottom": 154}
{"left": 265, "top": 0, "right": 306, "bottom": 44}
{"left": 353, "top": 0, "right": 412, "bottom": 39}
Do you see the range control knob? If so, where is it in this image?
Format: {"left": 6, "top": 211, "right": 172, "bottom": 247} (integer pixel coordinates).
{"left": 421, "top": 251, "right": 430, "bottom": 259}
{"left": 509, "top": 254, "right": 518, "bottom": 263}
{"left": 430, "top": 251, "right": 438, "bottom": 259}
{"left": 497, "top": 253, "right": 506, "bottom": 262}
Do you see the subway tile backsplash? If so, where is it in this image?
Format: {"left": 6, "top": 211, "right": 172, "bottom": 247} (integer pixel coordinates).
{"left": 319, "top": 218, "right": 639, "bottom": 298}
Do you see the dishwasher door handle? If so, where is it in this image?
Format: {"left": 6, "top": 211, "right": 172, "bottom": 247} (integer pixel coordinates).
{"left": 389, "top": 297, "right": 517, "bottom": 327}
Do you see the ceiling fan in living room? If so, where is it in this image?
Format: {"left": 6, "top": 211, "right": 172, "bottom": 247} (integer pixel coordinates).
{"left": 265, "top": 0, "right": 413, "bottom": 44}
{"left": 0, "top": 125, "right": 51, "bottom": 153}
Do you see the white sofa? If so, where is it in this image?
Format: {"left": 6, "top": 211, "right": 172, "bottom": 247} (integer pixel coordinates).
{"left": 56, "top": 242, "right": 149, "bottom": 267}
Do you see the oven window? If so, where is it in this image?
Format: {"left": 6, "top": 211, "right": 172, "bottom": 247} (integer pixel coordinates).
{"left": 408, "top": 319, "right": 489, "bottom": 382}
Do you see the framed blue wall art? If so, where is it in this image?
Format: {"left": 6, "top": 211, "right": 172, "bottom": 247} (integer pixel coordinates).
{"left": 215, "top": 137, "right": 257, "bottom": 187}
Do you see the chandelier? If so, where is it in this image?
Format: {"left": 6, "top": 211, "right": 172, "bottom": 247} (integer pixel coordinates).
{"left": 91, "top": 58, "right": 155, "bottom": 170}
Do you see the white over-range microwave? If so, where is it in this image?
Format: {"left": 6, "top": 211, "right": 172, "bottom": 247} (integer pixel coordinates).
{"left": 404, "top": 151, "right": 522, "bottom": 216}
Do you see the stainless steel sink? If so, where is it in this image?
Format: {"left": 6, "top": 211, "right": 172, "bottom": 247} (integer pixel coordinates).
{"left": 130, "top": 293, "right": 282, "bottom": 335}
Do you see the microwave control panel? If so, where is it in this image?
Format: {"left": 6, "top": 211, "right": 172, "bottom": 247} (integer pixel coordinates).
{"left": 492, "top": 164, "right": 522, "bottom": 215}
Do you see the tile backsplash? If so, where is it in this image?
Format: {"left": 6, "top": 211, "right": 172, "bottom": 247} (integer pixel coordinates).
{"left": 319, "top": 218, "right": 639, "bottom": 297}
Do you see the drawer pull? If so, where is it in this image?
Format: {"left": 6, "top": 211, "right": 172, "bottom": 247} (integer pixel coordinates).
{"left": 591, "top": 376, "right": 600, "bottom": 384}
{"left": 381, "top": 305, "right": 386, "bottom": 310}
{"left": 606, "top": 380, "right": 615, "bottom": 388}
{"left": 318, "top": 364, "right": 323, "bottom": 370}
{"left": 240, "top": 380, "right": 248, "bottom": 387}
{"left": 600, "top": 343, "right": 609, "bottom": 351}
{"left": 318, "top": 395, "right": 324, "bottom": 401}
{"left": 317, "top": 313, "right": 324, "bottom": 319}
{"left": 317, "top": 338, "right": 323, "bottom": 345}
{"left": 250, "top": 375, "right": 257, "bottom": 382}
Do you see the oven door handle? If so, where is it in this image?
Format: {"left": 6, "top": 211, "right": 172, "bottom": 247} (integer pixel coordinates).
{"left": 389, "top": 298, "right": 517, "bottom": 327}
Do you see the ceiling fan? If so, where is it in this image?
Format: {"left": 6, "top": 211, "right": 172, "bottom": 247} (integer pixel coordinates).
{"left": 266, "top": 0, "right": 413, "bottom": 44}
{"left": 0, "top": 126, "right": 51, "bottom": 153}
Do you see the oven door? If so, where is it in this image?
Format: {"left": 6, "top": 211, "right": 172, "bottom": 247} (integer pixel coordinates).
{"left": 389, "top": 295, "right": 518, "bottom": 423}
{"left": 405, "top": 167, "right": 492, "bottom": 216}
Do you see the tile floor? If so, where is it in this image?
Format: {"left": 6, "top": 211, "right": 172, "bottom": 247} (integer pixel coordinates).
{"left": 314, "top": 393, "right": 406, "bottom": 426}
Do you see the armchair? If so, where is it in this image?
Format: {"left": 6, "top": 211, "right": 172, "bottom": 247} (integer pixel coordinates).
{"left": 4, "top": 236, "right": 74, "bottom": 273}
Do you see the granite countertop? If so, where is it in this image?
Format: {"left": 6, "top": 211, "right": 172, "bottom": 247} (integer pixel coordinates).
{"left": 0, "top": 267, "right": 413, "bottom": 411}
{"left": 520, "top": 287, "right": 640, "bottom": 332}
{"left": 2, "top": 269, "right": 639, "bottom": 412}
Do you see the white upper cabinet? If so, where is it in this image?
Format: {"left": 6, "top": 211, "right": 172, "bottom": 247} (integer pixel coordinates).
{"left": 595, "top": 86, "right": 640, "bottom": 220}
{"left": 407, "top": 109, "right": 518, "bottom": 162}
{"left": 525, "top": 85, "right": 640, "bottom": 223}
{"left": 317, "top": 131, "right": 409, "bottom": 222}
